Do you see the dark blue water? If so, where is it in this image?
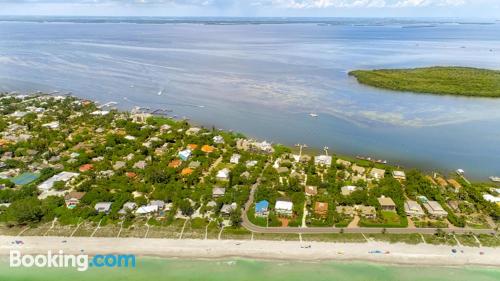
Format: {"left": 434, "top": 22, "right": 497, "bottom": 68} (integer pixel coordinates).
{"left": 0, "top": 18, "right": 499, "bottom": 179}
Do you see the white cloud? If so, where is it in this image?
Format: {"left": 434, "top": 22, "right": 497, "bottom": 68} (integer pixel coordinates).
{"left": 253, "top": 0, "right": 470, "bottom": 9}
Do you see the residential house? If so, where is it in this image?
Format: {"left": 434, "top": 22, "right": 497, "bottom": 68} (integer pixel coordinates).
{"left": 113, "top": 161, "right": 126, "bottom": 170}
{"left": 341, "top": 185, "right": 358, "bottom": 196}
{"left": 38, "top": 171, "right": 80, "bottom": 191}
{"left": 275, "top": 199, "right": 293, "bottom": 216}
{"left": 447, "top": 179, "right": 462, "bottom": 193}
{"left": 136, "top": 205, "right": 159, "bottom": 215}
{"left": 435, "top": 177, "right": 448, "bottom": 188}
{"left": 336, "top": 206, "right": 355, "bottom": 217}
{"left": 188, "top": 161, "right": 201, "bottom": 169}
{"left": 181, "top": 168, "right": 194, "bottom": 176}
{"left": 216, "top": 168, "right": 230, "bottom": 181}
{"left": 351, "top": 164, "right": 366, "bottom": 175}
{"left": 230, "top": 154, "right": 241, "bottom": 164}
{"left": 131, "top": 112, "right": 151, "bottom": 124}
{"left": 221, "top": 203, "right": 236, "bottom": 217}
{"left": 404, "top": 200, "right": 425, "bottom": 217}
{"left": 378, "top": 196, "right": 396, "bottom": 212}
{"left": 178, "top": 149, "right": 191, "bottom": 161}
{"left": 314, "top": 155, "right": 332, "bottom": 167}
{"left": 255, "top": 200, "right": 269, "bottom": 217}
{"left": 392, "top": 170, "right": 406, "bottom": 181}
{"left": 213, "top": 135, "right": 225, "bottom": 144}
{"left": 305, "top": 186, "right": 318, "bottom": 196}
{"left": 169, "top": 159, "right": 182, "bottom": 168}
{"left": 358, "top": 205, "right": 377, "bottom": 219}
{"left": 185, "top": 127, "right": 201, "bottom": 135}
{"left": 240, "top": 171, "right": 250, "bottom": 179}
{"left": 314, "top": 202, "right": 329, "bottom": 217}
{"left": 245, "top": 160, "right": 258, "bottom": 168}
{"left": 64, "top": 192, "right": 86, "bottom": 209}
{"left": 336, "top": 159, "right": 352, "bottom": 168}
{"left": 150, "top": 200, "right": 166, "bottom": 210}
{"left": 201, "top": 145, "right": 215, "bottom": 153}
{"left": 187, "top": 144, "right": 198, "bottom": 151}
{"left": 79, "top": 164, "right": 94, "bottom": 172}
{"left": 212, "top": 187, "right": 226, "bottom": 198}
{"left": 118, "top": 202, "right": 137, "bottom": 215}
{"left": 95, "top": 202, "right": 112, "bottom": 213}
{"left": 133, "top": 160, "right": 147, "bottom": 169}
{"left": 422, "top": 201, "right": 448, "bottom": 218}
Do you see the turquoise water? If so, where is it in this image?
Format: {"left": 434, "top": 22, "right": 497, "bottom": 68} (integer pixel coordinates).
{"left": 1, "top": 257, "right": 499, "bottom": 281}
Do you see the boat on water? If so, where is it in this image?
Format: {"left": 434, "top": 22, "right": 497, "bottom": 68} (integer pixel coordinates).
{"left": 490, "top": 176, "right": 500, "bottom": 183}
{"left": 309, "top": 113, "right": 318, "bottom": 117}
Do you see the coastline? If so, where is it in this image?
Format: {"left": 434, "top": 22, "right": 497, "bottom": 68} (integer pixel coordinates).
{"left": 1, "top": 236, "right": 499, "bottom": 267}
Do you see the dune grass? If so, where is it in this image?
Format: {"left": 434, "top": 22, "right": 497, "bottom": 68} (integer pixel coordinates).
{"left": 349, "top": 66, "right": 500, "bottom": 98}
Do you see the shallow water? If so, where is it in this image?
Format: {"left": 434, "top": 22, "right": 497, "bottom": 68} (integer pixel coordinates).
{"left": 1, "top": 257, "right": 500, "bottom": 281}
{"left": 1, "top": 18, "right": 499, "bottom": 179}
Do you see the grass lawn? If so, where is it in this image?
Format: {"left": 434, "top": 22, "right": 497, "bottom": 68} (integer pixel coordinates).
{"left": 302, "top": 233, "right": 366, "bottom": 243}
{"left": 71, "top": 222, "right": 98, "bottom": 237}
{"left": 180, "top": 218, "right": 209, "bottom": 239}
{"left": 20, "top": 222, "right": 52, "bottom": 236}
{"left": 253, "top": 233, "right": 300, "bottom": 241}
{"left": 424, "top": 234, "right": 458, "bottom": 246}
{"left": 220, "top": 227, "right": 252, "bottom": 240}
{"left": 366, "top": 233, "right": 423, "bottom": 245}
{"left": 359, "top": 211, "right": 407, "bottom": 228}
{"left": 349, "top": 67, "right": 500, "bottom": 98}
{"left": 93, "top": 224, "right": 121, "bottom": 237}
{"left": 0, "top": 224, "right": 29, "bottom": 236}
{"left": 477, "top": 234, "right": 500, "bottom": 247}
{"left": 45, "top": 223, "right": 76, "bottom": 237}
{"left": 455, "top": 234, "right": 480, "bottom": 247}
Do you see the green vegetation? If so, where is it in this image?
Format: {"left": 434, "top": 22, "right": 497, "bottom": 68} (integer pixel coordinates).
{"left": 349, "top": 67, "right": 500, "bottom": 98}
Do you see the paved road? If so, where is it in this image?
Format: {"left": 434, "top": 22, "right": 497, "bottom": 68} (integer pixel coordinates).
{"left": 241, "top": 171, "right": 497, "bottom": 236}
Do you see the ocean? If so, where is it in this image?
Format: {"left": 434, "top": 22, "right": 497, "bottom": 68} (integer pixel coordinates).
{"left": 1, "top": 257, "right": 500, "bottom": 281}
{"left": 0, "top": 17, "right": 499, "bottom": 179}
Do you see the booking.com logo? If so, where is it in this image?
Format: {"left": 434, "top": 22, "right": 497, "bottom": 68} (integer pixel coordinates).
{"left": 10, "top": 250, "right": 136, "bottom": 272}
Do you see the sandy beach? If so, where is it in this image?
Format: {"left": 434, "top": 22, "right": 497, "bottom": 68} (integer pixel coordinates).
{"left": 1, "top": 235, "right": 498, "bottom": 267}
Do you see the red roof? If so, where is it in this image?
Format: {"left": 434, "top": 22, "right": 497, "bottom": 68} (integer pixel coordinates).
{"left": 79, "top": 164, "right": 94, "bottom": 172}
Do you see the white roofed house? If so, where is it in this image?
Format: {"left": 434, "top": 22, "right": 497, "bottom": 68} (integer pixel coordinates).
{"left": 369, "top": 168, "right": 386, "bottom": 180}
{"left": 216, "top": 168, "right": 230, "bottom": 181}
{"left": 95, "top": 202, "right": 112, "bottom": 214}
{"left": 341, "top": 185, "right": 358, "bottom": 196}
{"left": 135, "top": 205, "right": 159, "bottom": 215}
{"left": 351, "top": 164, "right": 366, "bottom": 175}
{"left": 150, "top": 200, "right": 165, "bottom": 210}
{"left": 422, "top": 201, "right": 448, "bottom": 219}
{"left": 230, "top": 154, "right": 241, "bottom": 164}
{"left": 275, "top": 199, "right": 293, "bottom": 216}
{"left": 38, "top": 171, "right": 80, "bottom": 192}
{"left": 213, "top": 135, "right": 225, "bottom": 144}
{"left": 392, "top": 170, "right": 406, "bottom": 181}
{"left": 220, "top": 203, "right": 237, "bottom": 217}
{"left": 314, "top": 155, "right": 332, "bottom": 167}
{"left": 42, "top": 121, "right": 60, "bottom": 129}
{"left": 404, "top": 200, "right": 425, "bottom": 218}
{"left": 118, "top": 202, "right": 137, "bottom": 215}
{"left": 212, "top": 187, "right": 226, "bottom": 198}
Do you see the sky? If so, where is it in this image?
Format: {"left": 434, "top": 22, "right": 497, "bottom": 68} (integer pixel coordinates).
{"left": 0, "top": 0, "right": 498, "bottom": 18}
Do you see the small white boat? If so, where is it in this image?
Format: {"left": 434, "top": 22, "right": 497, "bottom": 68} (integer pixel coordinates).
{"left": 309, "top": 113, "right": 318, "bottom": 117}
{"left": 490, "top": 176, "right": 500, "bottom": 183}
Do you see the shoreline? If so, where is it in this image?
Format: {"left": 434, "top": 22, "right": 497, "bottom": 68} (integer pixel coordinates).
{"left": 1, "top": 236, "right": 499, "bottom": 267}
